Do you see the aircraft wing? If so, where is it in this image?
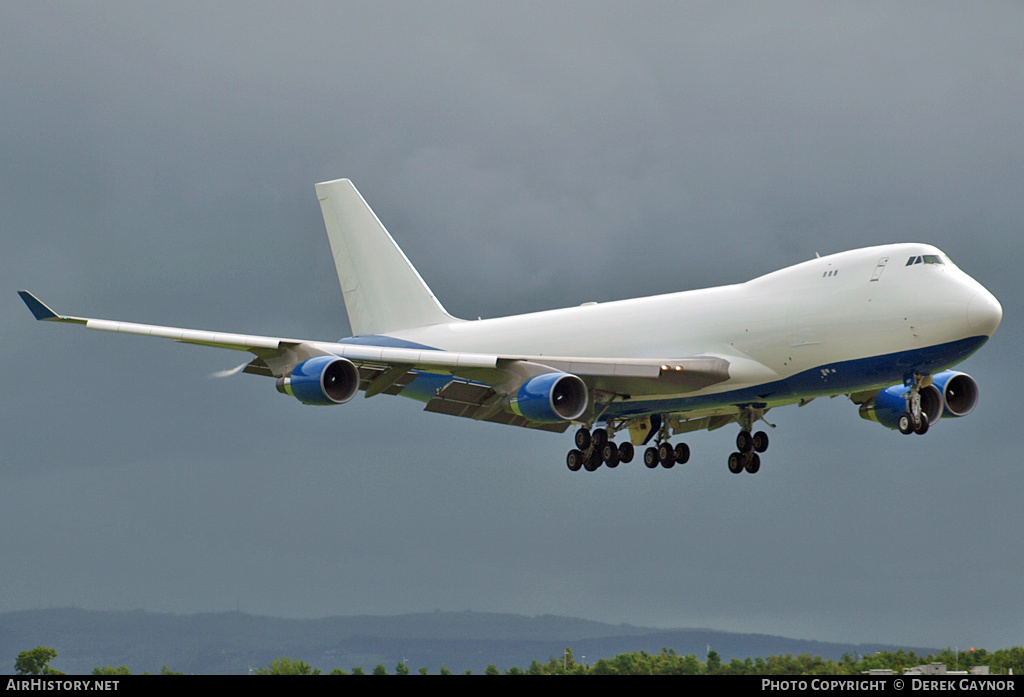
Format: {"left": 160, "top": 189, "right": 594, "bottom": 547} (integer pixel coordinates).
{"left": 19, "top": 291, "right": 763, "bottom": 431}
{"left": 18, "top": 290, "right": 500, "bottom": 373}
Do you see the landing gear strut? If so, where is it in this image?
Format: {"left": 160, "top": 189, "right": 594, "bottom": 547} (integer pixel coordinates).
{"left": 566, "top": 426, "right": 635, "bottom": 473}
{"left": 898, "top": 374, "right": 931, "bottom": 436}
{"left": 727, "top": 407, "right": 771, "bottom": 475}
{"left": 567, "top": 425, "right": 680, "bottom": 473}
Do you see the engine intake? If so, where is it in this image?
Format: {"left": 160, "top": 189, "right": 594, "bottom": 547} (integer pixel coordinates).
{"left": 508, "top": 372, "right": 588, "bottom": 423}
{"left": 276, "top": 356, "right": 359, "bottom": 405}
{"left": 932, "top": 371, "right": 979, "bottom": 418}
{"left": 858, "top": 370, "right": 979, "bottom": 429}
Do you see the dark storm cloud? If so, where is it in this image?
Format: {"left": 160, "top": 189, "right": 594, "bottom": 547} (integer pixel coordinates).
{"left": 2, "top": 1, "right": 1021, "bottom": 649}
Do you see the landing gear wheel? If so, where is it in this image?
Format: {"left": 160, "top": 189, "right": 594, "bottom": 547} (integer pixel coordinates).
{"left": 657, "top": 442, "right": 676, "bottom": 468}
{"left": 728, "top": 452, "right": 744, "bottom": 474}
{"left": 618, "top": 442, "right": 634, "bottom": 463}
{"left": 602, "top": 442, "right": 620, "bottom": 468}
{"left": 914, "top": 412, "right": 930, "bottom": 435}
{"left": 574, "top": 428, "right": 591, "bottom": 450}
{"left": 583, "top": 449, "right": 602, "bottom": 472}
{"left": 674, "top": 442, "right": 690, "bottom": 464}
{"left": 591, "top": 428, "right": 608, "bottom": 449}
{"left": 753, "top": 431, "right": 769, "bottom": 453}
{"left": 644, "top": 447, "right": 659, "bottom": 469}
{"left": 566, "top": 449, "right": 583, "bottom": 472}
{"left": 744, "top": 452, "right": 761, "bottom": 474}
{"left": 736, "top": 430, "right": 753, "bottom": 453}
{"left": 898, "top": 412, "right": 914, "bottom": 435}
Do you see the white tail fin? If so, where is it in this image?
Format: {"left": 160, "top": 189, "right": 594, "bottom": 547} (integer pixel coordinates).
{"left": 315, "top": 179, "right": 460, "bottom": 336}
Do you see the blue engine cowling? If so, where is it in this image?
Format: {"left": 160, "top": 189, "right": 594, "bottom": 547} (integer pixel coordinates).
{"left": 508, "top": 372, "right": 588, "bottom": 423}
{"left": 858, "top": 370, "right": 978, "bottom": 429}
{"left": 931, "top": 371, "right": 979, "bottom": 418}
{"left": 276, "top": 356, "right": 360, "bottom": 405}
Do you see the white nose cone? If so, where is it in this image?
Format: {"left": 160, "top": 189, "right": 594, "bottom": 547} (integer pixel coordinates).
{"left": 967, "top": 290, "right": 1002, "bottom": 336}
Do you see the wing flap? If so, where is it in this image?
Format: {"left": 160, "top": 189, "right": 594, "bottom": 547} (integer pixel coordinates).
{"left": 422, "top": 381, "right": 568, "bottom": 433}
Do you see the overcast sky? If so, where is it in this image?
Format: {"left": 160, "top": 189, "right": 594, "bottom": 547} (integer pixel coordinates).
{"left": 2, "top": 2, "right": 1021, "bottom": 651}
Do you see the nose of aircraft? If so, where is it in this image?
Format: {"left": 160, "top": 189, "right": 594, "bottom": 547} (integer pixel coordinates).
{"left": 967, "top": 288, "right": 1002, "bottom": 336}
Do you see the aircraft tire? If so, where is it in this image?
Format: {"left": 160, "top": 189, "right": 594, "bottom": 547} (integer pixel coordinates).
{"left": 575, "top": 428, "right": 591, "bottom": 450}
{"left": 618, "top": 442, "right": 634, "bottom": 463}
{"left": 914, "top": 412, "right": 930, "bottom": 435}
{"left": 657, "top": 442, "right": 674, "bottom": 463}
{"left": 753, "top": 431, "right": 769, "bottom": 453}
{"left": 898, "top": 412, "right": 914, "bottom": 434}
{"left": 566, "top": 449, "right": 583, "bottom": 472}
{"left": 736, "top": 430, "right": 753, "bottom": 453}
{"left": 728, "top": 452, "right": 744, "bottom": 474}
{"left": 643, "top": 447, "right": 659, "bottom": 468}
{"left": 674, "top": 442, "right": 690, "bottom": 464}
{"left": 744, "top": 453, "right": 761, "bottom": 474}
{"left": 591, "top": 428, "right": 608, "bottom": 449}
{"left": 602, "top": 442, "right": 620, "bottom": 467}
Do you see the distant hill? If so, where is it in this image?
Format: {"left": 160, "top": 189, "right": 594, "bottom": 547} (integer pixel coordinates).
{"left": 0, "top": 608, "right": 938, "bottom": 675}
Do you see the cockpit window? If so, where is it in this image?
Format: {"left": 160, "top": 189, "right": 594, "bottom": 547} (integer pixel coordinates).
{"left": 906, "top": 255, "right": 944, "bottom": 266}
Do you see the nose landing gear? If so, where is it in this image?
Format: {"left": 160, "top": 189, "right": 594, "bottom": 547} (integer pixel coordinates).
{"left": 898, "top": 374, "right": 932, "bottom": 436}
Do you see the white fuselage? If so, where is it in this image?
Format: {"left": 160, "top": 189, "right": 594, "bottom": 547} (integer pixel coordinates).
{"left": 388, "top": 243, "right": 1001, "bottom": 415}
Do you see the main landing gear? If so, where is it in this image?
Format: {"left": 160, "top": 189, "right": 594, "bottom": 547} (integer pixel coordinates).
{"left": 566, "top": 427, "right": 635, "bottom": 472}
{"left": 566, "top": 412, "right": 772, "bottom": 476}
{"left": 727, "top": 429, "right": 769, "bottom": 474}
{"left": 566, "top": 426, "right": 686, "bottom": 473}
{"left": 725, "top": 407, "right": 771, "bottom": 475}
{"left": 643, "top": 441, "right": 690, "bottom": 470}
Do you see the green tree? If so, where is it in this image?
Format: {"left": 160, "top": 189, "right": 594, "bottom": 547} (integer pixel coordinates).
{"left": 15, "top": 647, "right": 64, "bottom": 676}
{"left": 92, "top": 666, "right": 131, "bottom": 675}
{"left": 372, "top": 664, "right": 388, "bottom": 675}
{"left": 254, "top": 657, "right": 320, "bottom": 675}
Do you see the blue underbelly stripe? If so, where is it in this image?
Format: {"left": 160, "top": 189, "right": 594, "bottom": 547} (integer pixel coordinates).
{"left": 603, "top": 335, "right": 989, "bottom": 419}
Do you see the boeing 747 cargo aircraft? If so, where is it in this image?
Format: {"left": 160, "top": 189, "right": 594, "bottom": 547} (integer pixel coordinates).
{"left": 20, "top": 179, "right": 1002, "bottom": 475}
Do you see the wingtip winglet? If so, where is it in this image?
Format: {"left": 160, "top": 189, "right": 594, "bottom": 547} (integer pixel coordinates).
{"left": 18, "top": 290, "right": 60, "bottom": 321}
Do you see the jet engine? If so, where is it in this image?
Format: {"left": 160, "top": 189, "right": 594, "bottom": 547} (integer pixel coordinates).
{"left": 508, "top": 372, "right": 588, "bottom": 423}
{"left": 276, "top": 356, "right": 360, "bottom": 405}
{"left": 858, "top": 370, "right": 978, "bottom": 429}
{"left": 931, "top": 371, "right": 979, "bottom": 418}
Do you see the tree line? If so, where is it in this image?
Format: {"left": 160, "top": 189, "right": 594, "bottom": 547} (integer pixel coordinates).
{"left": 14, "top": 644, "right": 1024, "bottom": 675}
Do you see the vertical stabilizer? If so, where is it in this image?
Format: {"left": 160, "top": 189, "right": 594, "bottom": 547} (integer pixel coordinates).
{"left": 315, "top": 178, "right": 460, "bottom": 336}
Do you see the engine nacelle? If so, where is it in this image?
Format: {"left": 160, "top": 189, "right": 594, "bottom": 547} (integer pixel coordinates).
{"left": 858, "top": 370, "right": 979, "bottom": 429}
{"left": 859, "top": 382, "right": 943, "bottom": 430}
{"left": 276, "top": 356, "right": 359, "bottom": 405}
{"left": 508, "top": 372, "right": 588, "bottom": 423}
{"left": 932, "top": 370, "right": 979, "bottom": 418}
